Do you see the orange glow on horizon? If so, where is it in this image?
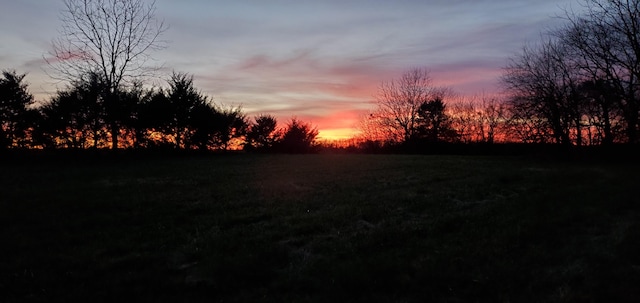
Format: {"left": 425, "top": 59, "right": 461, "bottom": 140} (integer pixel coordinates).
{"left": 317, "top": 128, "right": 359, "bottom": 141}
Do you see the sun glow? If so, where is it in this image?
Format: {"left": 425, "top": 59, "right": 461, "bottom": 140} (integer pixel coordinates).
{"left": 317, "top": 128, "right": 358, "bottom": 141}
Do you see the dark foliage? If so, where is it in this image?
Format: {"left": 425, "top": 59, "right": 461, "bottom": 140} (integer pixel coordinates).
{"left": 39, "top": 73, "right": 107, "bottom": 149}
{"left": 278, "top": 118, "right": 319, "bottom": 153}
{"left": 503, "top": 0, "right": 640, "bottom": 145}
{"left": 141, "top": 72, "right": 247, "bottom": 150}
{"left": 49, "top": 0, "right": 167, "bottom": 149}
{"left": 0, "top": 70, "right": 35, "bottom": 149}
{"left": 414, "top": 98, "right": 458, "bottom": 143}
{"left": 244, "top": 115, "right": 281, "bottom": 152}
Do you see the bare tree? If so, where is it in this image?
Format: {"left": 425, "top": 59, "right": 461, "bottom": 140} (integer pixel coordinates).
{"left": 503, "top": 100, "right": 556, "bottom": 144}
{"left": 502, "top": 38, "right": 582, "bottom": 145}
{"left": 577, "top": 78, "right": 624, "bottom": 144}
{"left": 449, "top": 98, "right": 478, "bottom": 143}
{"left": 449, "top": 94, "right": 507, "bottom": 143}
{"left": 560, "top": 0, "right": 640, "bottom": 143}
{"left": 49, "top": 0, "right": 167, "bottom": 149}
{"left": 371, "top": 68, "right": 450, "bottom": 142}
{"left": 482, "top": 96, "right": 508, "bottom": 143}
{"left": 356, "top": 111, "right": 394, "bottom": 143}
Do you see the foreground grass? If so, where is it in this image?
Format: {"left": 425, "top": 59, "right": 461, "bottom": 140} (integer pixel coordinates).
{"left": 1, "top": 154, "right": 639, "bottom": 302}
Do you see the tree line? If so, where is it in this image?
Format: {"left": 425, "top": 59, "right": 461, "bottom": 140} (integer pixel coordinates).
{"left": 1, "top": 0, "right": 321, "bottom": 153}
{"left": 0, "top": 70, "right": 319, "bottom": 153}
{"left": 359, "top": 0, "right": 640, "bottom": 149}
{"left": 501, "top": 0, "right": 640, "bottom": 146}
{"left": 2, "top": 0, "right": 639, "bottom": 153}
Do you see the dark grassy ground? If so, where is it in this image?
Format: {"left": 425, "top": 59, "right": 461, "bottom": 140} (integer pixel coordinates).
{"left": 1, "top": 154, "right": 639, "bottom": 302}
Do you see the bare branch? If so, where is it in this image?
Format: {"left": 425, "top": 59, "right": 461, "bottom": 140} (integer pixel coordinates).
{"left": 369, "top": 67, "right": 450, "bottom": 142}
{"left": 49, "top": 0, "right": 167, "bottom": 90}
{"left": 47, "top": 0, "right": 167, "bottom": 149}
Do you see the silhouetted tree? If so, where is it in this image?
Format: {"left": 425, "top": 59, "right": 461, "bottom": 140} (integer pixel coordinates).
{"left": 245, "top": 115, "right": 280, "bottom": 151}
{"left": 450, "top": 95, "right": 507, "bottom": 143}
{"left": 116, "top": 81, "right": 149, "bottom": 148}
{"left": 356, "top": 111, "right": 389, "bottom": 143}
{"left": 49, "top": 0, "right": 167, "bottom": 149}
{"left": 136, "top": 72, "right": 210, "bottom": 149}
{"left": 211, "top": 106, "right": 247, "bottom": 150}
{"left": 0, "top": 70, "right": 35, "bottom": 148}
{"left": 415, "top": 98, "right": 457, "bottom": 143}
{"left": 278, "top": 118, "right": 318, "bottom": 153}
{"left": 40, "top": 73, "right": 107, "bottom": 149}
{"left": 368, "top": 68, "right": 450, "bottom": 143}
{"left": 559, "top": 0, "right": 640, "bottom": 144}
{"left": 502, "top": 100, "right": 555, "bottom": 144}
{"left": 449, "top": 99, "right": 478, "bottom": 144}
{"left": 137, "top": 88, "right": 172, "bottom": 148}
{"left": 502, "top": 0, "right": 640, "bottom": 146}
{"left": 137, "top": 72, "right": 246, "bottom": 151}
{"left": 165, "top": 72, "right": 207, "bottom": 149}
{"left": 27, "top": 113, "right": 52, "bottom": 149}
{"left": 577, "top": 79, "right": 623, "bottom": 145}
{"left": 502, "top": 39, "right": 582, "bottom": 145}
{"left": 189, "top": 104, "right": 247, "bottom": 151}
{"left": 481, "top": 96, "right": 507, "bottom": 143}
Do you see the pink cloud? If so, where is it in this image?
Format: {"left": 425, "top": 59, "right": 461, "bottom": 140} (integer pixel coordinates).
{"left": 201, "top": 49, "right": 505, "bottom": 138}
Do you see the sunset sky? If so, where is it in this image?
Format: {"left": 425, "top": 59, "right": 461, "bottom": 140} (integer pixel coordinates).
{"left": 0, "top": 0, "right": 574, "bottom": 139}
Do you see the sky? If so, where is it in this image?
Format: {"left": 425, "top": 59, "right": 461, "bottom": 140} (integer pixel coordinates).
{"left": 0, "top": 0, "right": 575, "bottom": 140}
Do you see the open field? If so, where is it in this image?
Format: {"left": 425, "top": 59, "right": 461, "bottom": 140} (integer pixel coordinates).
{"left": 1, "top": 154, "right": 639, "bottom": 302}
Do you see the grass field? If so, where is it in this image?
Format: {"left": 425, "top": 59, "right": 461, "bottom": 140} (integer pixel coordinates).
{"left": 1, "top": 154, "right": 639, "bottom": 302}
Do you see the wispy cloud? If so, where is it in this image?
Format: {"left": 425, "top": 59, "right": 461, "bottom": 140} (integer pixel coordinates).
{"left": 0, "top": 0, "right": 575, "bottom": 137}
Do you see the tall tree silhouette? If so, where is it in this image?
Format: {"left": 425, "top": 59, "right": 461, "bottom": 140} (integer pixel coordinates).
{"left": 165, "top": 72, "right": 207, "bottom": 149}
{"left": 245, "top": 115, "right": 280, "bottom": 151}
{"left": 189, "top": 104, "right": 246, "bottom": 151}
{"left": 449, "top": 95, "right": 506, "bottom": 143}
{"left": 577, "top": 79, "right": 622, "bottom": 145}
{"left": 559, "top": 0, "right": 640, "bottom": 143}
{"left": 279, "top": 118, "right": 318, "bottom": 153}
{"left": 415, "top": 98, "right": 457, "bottom": 143}
{"left": 0, "top": 70, "right": 35, "bottom": 149}
{"left": 144, "top": 72, "right": 207, "bottom": 149}
{"left": 48, "top": 0, "right": 167, "bottom": 149}
{"left": 138, "top": 72, "right": 246, "bottom": 150}
{"left": 116, "top": 82, "right": 148, "bottom": 149}
{"left": 138, "top": 88, "right": 173, "bottom": 148}
{"left": 502, "top": 0, "right": 640, "bottom": 146}
{"left": 368, "top": 68, "right": 450, "bottom": 143}
{"left": 40, "top": 73, "right": 107, "bottom": 149}
{"left": 502, "top": 39, "right": 582, "bottom": 145}
{"left": 210, "top": 106, "right": 247, "bottom": 150}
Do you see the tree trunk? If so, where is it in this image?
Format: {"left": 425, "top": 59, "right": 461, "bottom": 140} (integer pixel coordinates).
{"left": 602, "top": 102, "right": 613, "bottom": 145}
{"left": 575, "top": 117, "right": 582, "bottom": 146}
{"left": 111, "top": 124, "right": 119, "bottom": 150}
{"left": 626, "top": 113, "right": 638, "bottom": 144}
{"left": 622, "top": 95, "right": 639, "bottom": 144}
